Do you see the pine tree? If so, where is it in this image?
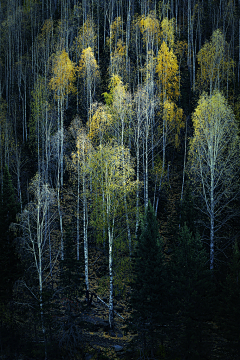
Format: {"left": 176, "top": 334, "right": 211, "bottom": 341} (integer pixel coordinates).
{"left": 129, "top": 201, "right": 168, "bottom": 353}
{"left": 170, "top": 224, "right": 213, "bottom": 359}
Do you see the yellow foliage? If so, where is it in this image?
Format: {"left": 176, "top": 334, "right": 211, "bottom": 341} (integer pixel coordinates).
{"left": 161, "top": 17, "right": 175, "bottom": 48}
{"left": 110, "top": 39, "right": 127, "bottom": 78}
{"left": 87, "top": 104, "right": 113, "bottom": 142}
{"left": 189, "top": 90, "right": 240, "bottom": 207}
{"left": 163, "top": 100, "right": 183, "bottom": 147}
{"left": 139, "top": 11, "right": 161, "bottom": 45}
{"left": 174, "top": 40, "right": 188, "bottom": 65}
{"left": 90, "top": 143, "right": 136, "bottom": 200}
{"left": 76, "top": 17, "right": 96, "bottom": 54}
{"left": 156, "top": 39, "right": 183, "bottom": 149}
{"left": 103, "top": 74, "right": 125, "bottom": 106}
{"left": 109, "top": 74, "right": 123, "bottom": 93}
{"left": 36, "top": 19, "right": 55, "bottom": 62}
{"left": 156, "top": 41, "right": 180, "bottom": 102}
{"left": 158, "top": 0, "right": 171, "bottom": 19}
{"left": 197, "top": 29, "right": 235, "bottom": 94}
{"left": 74, "top": 130, "right": 93, "bottom": 162}
{"left": 108, "top": 17, "right": 124, "bottom": 48}
{"left": 78, "top": 47, "right": 99, "bottom": 80}
{"left": 190, "top": 91, "right": 237, "bottom": 158}
{"left": 49, "top": 49, "right": 76, "bottom": 99}
{"left": 143, "top": 50, "right": 156, "bottom": 83}
{"left": 40, "top": 18, "right": 54, "bottom": 37}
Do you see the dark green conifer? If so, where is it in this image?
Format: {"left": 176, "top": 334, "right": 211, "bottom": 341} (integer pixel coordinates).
{"left": 0, "top": 165, "right": 22, "bottom": 303}
{"left": 217, "top": 240, "right": 240, "bottom": 357}
{"left": 129, "top": 201, "right": 168, "bottom": 353}
{"left": 60, "top": 225, "right": 84, "bottom": 299}
{"left": 179, "top": 182, "right": 198, "bottom": 235}
{"left": 171, "top": 223, "right": 213, "bottom": 359}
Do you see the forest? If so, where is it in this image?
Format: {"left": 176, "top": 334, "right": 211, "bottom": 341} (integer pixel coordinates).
{"left": 0, "top": 0, "right": 240, "bottom": 359}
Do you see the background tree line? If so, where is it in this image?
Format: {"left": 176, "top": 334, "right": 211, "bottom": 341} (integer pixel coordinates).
{"left": 0, "top": 0, "right": 240, "bottom": 359}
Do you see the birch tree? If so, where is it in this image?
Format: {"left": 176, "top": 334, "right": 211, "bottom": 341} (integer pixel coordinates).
{"left": 196, "top": 29, "right": 234, "bottom": 95}
{"left": 17, "top": 174, "right": 57, "bottom": 358}
{"left": 89, "top": 143, "right": 136, "bottom": 329}
{"left": 49, "top": 49, "right": 76, "bottom": 260}
{"left": 102, "top": 75, "right": 134, "bottom": 253}
{"left": 71, "top": 125, "right": 93, "bottom": 293}
{"left": 188, "top": 91, "right": 240, "bottom": 271}
{"left": 155, "top": 30, "right": 183, "bottom": 214}
{"left": 78, "top": 47, "right": 99, "bottom": 119}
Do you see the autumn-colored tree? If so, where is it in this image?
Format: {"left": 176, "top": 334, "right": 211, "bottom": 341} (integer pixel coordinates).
{"left": 108, "top": 17, "right": 129, "bottom": 81}
{"left": 139, "top": 11, "right": 160, "bottom": 52}
{"left": 78, "top": 47, "right": 99, "bottom": 118}
{"left": 155, "top": 26, "right": 183, "bottom": 214}
{"left": 196, "top": 29, "right": 234, "bottom": 95}
{"left": 156, "top": 41, "right": 179, "bottom": 102}
{"left": 36, "top": 19, "right": 55, "bottom": 77}
{"left": 89, "top": 143, "right": 136, "bottom": 329}
{"left": 110, "top": 39, "right": 128, "bottom": 82}
{"left": 50, "top": 49, "right": 76, "bottom": 185}
{"left": 87, "top": 102, "right": 113, "bottom": 145}
{"left": 50, "top": 49, "right": 76, "bottom": 259}
{"left": 188, "top": 91, "right": 240, "bottom": 270}
{"left": 30, "top": 76, "right": 52, "bottom": 180}
{"left": 76, "top": 17, "right": 96, "bottom": 55}
{"left": 107, "top": 75, "right": 134, "bottom": 253}
{"left": 71, "top": 123, "right": 93, "bottom": 292}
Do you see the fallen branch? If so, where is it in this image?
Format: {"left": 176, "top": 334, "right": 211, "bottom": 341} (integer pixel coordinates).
{"left": 93, "top": 293, "right": 125, "bottom": 321}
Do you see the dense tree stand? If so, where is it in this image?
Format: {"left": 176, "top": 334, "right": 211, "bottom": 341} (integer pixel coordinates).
{"left": 129, "top": 201, "right": 169, "bottom": 355}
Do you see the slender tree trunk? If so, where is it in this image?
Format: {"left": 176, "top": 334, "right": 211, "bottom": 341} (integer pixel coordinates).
{"left": 155, "top": 117, "right": 166, "bottom": 215}
{"left": 83, "top": 172, "right": 89, "bottom": 291}
{"left": 57, "top": 97, "right": 64, "bottom": 260}
{"left": 135, "top": 137, "right": 140, "bottom": 236}
{"left": 107, "top": 196, "right": 114, "bottom": 329}
{"left": 180, "top": 116, "right": 188, "bottom": 202}
{"left": 37, "top": 191, "right": 47, "bottom": 359}
{"left": 77, "top": 155, "right": 80, "bottom": 261}
{"left": 145, "top": 116, "right": 149, "bottom": 208}
{"left": 210, "top": 173, "right": 214, "bottom": 271}
{"left": 121, "top": 120, "right": 132, "bottom": 255}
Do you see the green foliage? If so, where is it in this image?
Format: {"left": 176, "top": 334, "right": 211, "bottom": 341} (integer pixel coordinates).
{"left": 0, "top": 165, "right": 22, "bottom": 304}
{"left": 170, "top": 224, "right": 213, "bottom": 359}
{"left": 60, "top": 225, "right": 84, "bottom": 299}
{"left": 196, "top": 29, "right": 234, "bottom": 94}
{"left": 217, "top": 240, "right": 240, "bottom": 357}
{"left": 178, "top": 182, "right": 198, "bottom": 236}
{"left": 29, "top": 76, "right": 49, "bottom": 152}
{"left": 129, "top": 202, "right": 169, "bottom": 350}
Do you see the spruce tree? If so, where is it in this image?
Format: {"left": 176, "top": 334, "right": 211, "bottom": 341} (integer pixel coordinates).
{"left": 179, "top": 182, "right": 198, "bottom": 235}
{"left": 0, "top": 165, "right": 21, "bottom": 303}
{"left": 129, "top": 202, "right": 168, "bottom": 353}
{"left": 170, "top": 224, "right": 213, "bottom": 359}
{"left": 0, "top": 166, "right": 22, "bottom": 355}
{"left": 58, "top": 225, "right": 85, "bottom": 356}
{"left": 217, "top": 240, "right": 240, "bottom": 357}
{"left": 60, "top": 225, "right": 84, "bottom": 300}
